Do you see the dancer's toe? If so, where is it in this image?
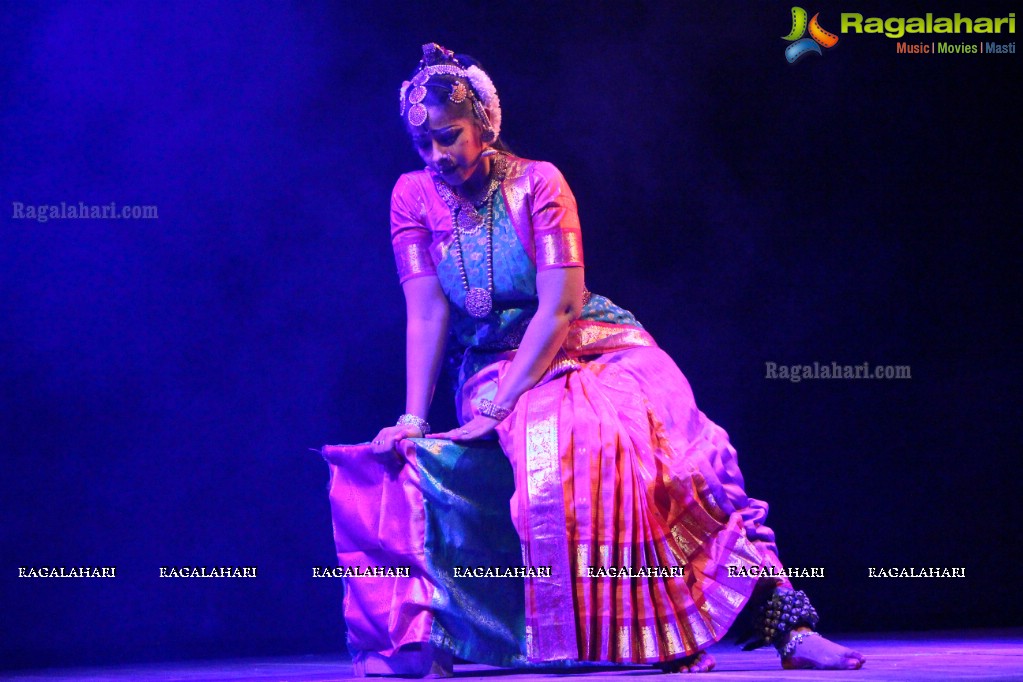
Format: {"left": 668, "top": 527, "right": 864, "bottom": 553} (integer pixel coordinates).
{"left": 656, "top": 650, "right": 716, "bottom": 673}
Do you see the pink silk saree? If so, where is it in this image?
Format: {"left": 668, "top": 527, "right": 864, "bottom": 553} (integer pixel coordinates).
{"left": 325, "top": 336, "right": 790, "bottom": 667}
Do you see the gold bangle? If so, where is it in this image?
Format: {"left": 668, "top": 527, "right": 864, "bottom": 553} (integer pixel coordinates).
{"left": 396, "top": 414, "right": 430, "bottom": 435}
{"left": 478, "top": 398, "right": 512, "bottom": 421}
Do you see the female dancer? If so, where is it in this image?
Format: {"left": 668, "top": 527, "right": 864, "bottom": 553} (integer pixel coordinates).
{"left": 364, "top": 43, "right": 865, "bottom": 674}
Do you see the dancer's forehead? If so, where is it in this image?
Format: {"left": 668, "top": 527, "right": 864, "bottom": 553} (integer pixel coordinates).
{"left": 410, "top": 104, "right": 475, "bottom": 139}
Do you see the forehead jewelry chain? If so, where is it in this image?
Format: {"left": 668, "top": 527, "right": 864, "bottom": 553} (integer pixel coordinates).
{"left": 452, "top": 194, "right": 495, "bottom": 318}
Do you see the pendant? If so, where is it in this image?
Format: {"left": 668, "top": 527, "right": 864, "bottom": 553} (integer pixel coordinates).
{"left": 457, "top": 208, "right": 484, "bottom": 233}
{"left": 465, "top": 287, "right": 493, "bottom": 318}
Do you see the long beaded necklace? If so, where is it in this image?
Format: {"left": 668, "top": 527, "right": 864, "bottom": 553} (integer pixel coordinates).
{"left": 435, "top": 155, "right": 507, "bottom": 318}
{"left": 452, "top": 193, "right": 495, "bottom": 318}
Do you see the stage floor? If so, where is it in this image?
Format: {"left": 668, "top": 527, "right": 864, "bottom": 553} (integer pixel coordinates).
{"left": 5, "top": 630, "right": 1022, "bottom": 681}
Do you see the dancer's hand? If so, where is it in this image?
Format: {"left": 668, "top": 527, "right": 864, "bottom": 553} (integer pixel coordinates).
{"left": 369, "top": 424, "right": 421, "bottom": 455}
{"left": 432, "top": 415, "right": 500, "bottom": 442}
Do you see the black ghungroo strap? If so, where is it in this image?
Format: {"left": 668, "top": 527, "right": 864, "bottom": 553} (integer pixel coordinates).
{"left": 752, "top": 587, "right": 820, "bottom": 651}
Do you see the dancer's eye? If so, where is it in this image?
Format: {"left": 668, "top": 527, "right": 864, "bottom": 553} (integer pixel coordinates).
{"left": 436, "top": 130, "right": 460, "bottom": 146}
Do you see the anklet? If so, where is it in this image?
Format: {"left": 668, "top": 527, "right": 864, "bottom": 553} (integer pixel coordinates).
{"left": 752, "top": 587, "right": 820, "bottom": 650}
{"left": 780, "top": 630, "right": 821, "bottom": 658}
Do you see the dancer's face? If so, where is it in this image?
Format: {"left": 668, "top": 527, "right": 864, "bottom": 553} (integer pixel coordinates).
{"left": 411, "top": 103, "right": 488, "bottom": 192}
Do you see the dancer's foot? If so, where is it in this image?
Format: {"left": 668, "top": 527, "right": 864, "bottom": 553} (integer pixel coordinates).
{"left": 420, "top": 658, "right": 453, "bottom": 678}
{"left": 781, "top": 629, "right": 865, "bottom": 670}
{"left": 354, "top": 645, "right": 453, "bottom": 678}
{"left": 656, "top": 650, "right": 716, "bottom": 673}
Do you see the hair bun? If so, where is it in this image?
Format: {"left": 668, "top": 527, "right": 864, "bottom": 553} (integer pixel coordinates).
{"left": 421, "top": 42, "right": 456, "bottom": 66}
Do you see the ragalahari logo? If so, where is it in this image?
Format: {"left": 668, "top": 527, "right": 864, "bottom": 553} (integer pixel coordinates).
{"left": 783, "top": 7, "right": 839, "bottom": 63}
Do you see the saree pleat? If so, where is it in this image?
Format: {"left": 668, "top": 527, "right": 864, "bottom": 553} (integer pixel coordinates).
{"left": 488, "top": 345, "right": 788, "bottom": 663}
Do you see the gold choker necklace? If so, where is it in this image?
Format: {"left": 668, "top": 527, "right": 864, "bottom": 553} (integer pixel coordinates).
{"left": 434, "top": 155, "right": 507, "bottom": 235}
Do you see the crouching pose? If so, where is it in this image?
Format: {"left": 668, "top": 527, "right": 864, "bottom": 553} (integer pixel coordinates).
{"left": 332, "top": 42, "right": 866, "bottom": 676}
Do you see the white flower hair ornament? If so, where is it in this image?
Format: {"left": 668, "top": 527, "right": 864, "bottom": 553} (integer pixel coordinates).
{"left": 463, "top": 65, "right": 501, "bottom": 140}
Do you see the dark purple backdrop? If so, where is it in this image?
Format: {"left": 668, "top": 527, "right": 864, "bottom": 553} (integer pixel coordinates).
{"left": 2, "top": 0, "right": 1020, "bottom": 670}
